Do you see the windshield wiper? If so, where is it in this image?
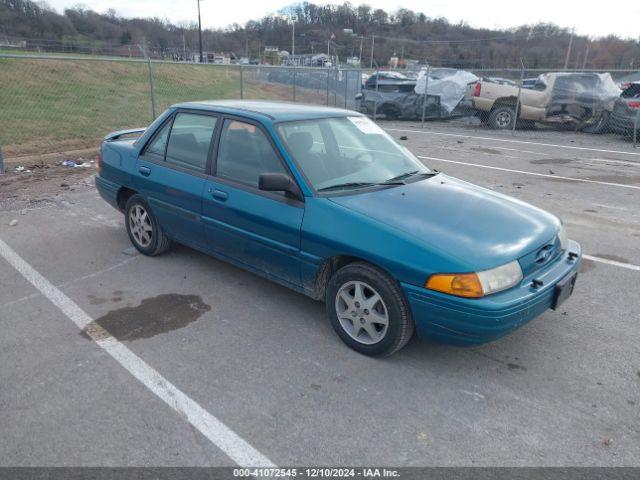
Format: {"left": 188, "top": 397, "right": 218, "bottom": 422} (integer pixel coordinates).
{"left": 317, "top": 182, "right": 378, "bottom": 192}
{"left": 381, "top": 170, "right": 439, "bottom": 184}
{"left": 318, "top": 173, "right": 434, "bottom": 192}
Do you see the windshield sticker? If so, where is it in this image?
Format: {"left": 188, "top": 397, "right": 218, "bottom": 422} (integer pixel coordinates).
{"left": 348, "top": 116, "right": 385, "bottom": 134}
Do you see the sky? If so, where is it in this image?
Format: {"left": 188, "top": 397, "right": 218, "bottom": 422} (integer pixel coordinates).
{"left": 44, "top": 0, "right": 639, "bottom": 39}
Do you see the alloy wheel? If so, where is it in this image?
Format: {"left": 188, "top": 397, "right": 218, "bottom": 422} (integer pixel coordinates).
{"left": 129, "top": 204, "right": 153, "bottom": 248}
{"left": 496, "top": 111, "right": 512, "bottom": 128}
{"left": 335, "top": 281, "right": 389, "bottom": 345}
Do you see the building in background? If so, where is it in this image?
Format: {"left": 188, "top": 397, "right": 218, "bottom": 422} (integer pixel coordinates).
{"left": 283, "top": 53, "right": 331, "bottom": 67}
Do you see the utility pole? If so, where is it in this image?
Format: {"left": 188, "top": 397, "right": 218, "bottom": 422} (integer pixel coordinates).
{"left": 358, "top": 36, "right": 364, "bottom": 65}
{"left": 291, "top": 17, "right": 295, "bottom": 58}
{"left": 582, "top": 42, "right": 590, "bottom": 70}
{"left": 563, "top": 27, "right": 574, "bottom": 70}
{"left": 370, "top": 35, "right": 375, "bottom": 69}
{"left": 197, "top": 0, "right": 203, "bottom": 63}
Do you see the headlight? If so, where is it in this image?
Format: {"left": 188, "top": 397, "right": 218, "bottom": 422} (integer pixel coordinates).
{"left": 426, "top": 260, "right": 523, "bottom": 298}
{"left": 558, "top": 224, "right": 568, "bottom": 251}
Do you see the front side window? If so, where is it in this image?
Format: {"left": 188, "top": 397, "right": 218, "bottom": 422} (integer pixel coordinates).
{"left": 278, "top": 116, "right": 431, "bottom": 192}
{"left": 216, "top": 119, "right": 286, "bottom": 187}
{"left": 165, "top": 113, "right": 217, "bottom": 172}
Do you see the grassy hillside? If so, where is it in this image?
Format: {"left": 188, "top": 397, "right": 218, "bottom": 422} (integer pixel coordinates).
{"left": 0, "top": 57, "right": 327, "bottom": 158}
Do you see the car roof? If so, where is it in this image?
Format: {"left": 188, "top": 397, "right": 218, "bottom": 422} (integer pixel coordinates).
{"left": 171, "top": 100, "right": 360, "bottom": 123}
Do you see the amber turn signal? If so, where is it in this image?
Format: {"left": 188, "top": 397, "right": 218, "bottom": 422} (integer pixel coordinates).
{"left": 425, "top": 273, "right": 484, "bottom": 298}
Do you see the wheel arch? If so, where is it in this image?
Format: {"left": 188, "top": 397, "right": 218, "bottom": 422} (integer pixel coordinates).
{"left": 492, "top": 96, "right": 519, "bottom": 109}
{"left": 491, "top": 97, "right": 522, "bottom": 117}
{"left": 117, "top": 187, "right": 138, "bottom": 211}
{"left": 312, "top": 254, "right": 397, "bottom": 301}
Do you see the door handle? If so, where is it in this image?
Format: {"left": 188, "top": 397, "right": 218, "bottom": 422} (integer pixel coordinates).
{"left": 138, "top": 166, "right": 151, "bottom": 176}
{"left": 210, "top": 189, "right": 228, "bottom": 202}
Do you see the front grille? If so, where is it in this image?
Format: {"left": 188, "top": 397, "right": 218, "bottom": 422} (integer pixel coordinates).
{"left": 518, "top": 236, "right": 564, "bottom": 279}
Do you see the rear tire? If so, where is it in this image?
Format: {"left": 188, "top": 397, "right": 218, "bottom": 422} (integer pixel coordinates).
{"left": 326, "top": 262, "right": 414, "bottom": 357}
{"left": 125, "top": 194, "right": 171, "bottom": 256}
{"left": 489, "top": 105, "right": 517, "bottom": 130}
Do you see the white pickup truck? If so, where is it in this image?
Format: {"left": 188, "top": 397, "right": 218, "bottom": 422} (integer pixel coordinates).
{"left": 470, "top": 72, "right": 621, "bottom": 132}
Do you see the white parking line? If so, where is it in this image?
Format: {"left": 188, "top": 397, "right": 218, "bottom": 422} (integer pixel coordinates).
{"left": 418, "top": 155, "right": 640, "bottom": 190}
{"left": 0, "top": 238, "right": 275, "bottom": 468}
{"left": 387, "top": 128, "right": 640, "bottom": 157}
{"left": 583, "top": 254, "right": 640, "bottom": 272}
{"left": 1, "top": 257, "right": 137, "bottom": 310}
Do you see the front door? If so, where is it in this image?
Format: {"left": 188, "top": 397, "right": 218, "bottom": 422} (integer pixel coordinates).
{"left": 202, "top": 118, "right": 304, "bottom": 287}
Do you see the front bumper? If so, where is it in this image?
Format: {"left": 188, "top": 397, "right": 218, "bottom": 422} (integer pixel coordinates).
{"left": 402, "top": 240, "right": 582, "bottom": 345}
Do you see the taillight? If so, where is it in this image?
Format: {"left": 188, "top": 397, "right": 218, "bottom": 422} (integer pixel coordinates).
{"left": 97, "top": 150, "right": 103, "bottom": 176}
{"left": 628, "top": 101, "right": 640, "bottom": 109}
{"left": 473, "top": 82, "right": 481, "bottom": 97}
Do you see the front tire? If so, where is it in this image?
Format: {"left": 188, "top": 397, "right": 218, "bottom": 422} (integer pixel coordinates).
{"left": 124, "top": 194, "right": 171, "bottom": 256}
{"left": 326, "top": 262, "right": 414, "bottom": 357}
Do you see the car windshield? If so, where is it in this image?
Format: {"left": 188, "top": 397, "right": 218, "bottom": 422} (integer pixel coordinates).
{"left": 277, "top": 116, "right": 432, "bottom": 192}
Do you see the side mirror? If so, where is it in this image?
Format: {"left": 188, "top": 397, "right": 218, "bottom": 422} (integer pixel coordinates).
{"left": 259, "top": 173, "right": 303, "bottom": 201}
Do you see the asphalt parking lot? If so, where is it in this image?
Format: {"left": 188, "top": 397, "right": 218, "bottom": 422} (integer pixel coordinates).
{"left": 0, "top": 122, "right": 639, "bottom": 467}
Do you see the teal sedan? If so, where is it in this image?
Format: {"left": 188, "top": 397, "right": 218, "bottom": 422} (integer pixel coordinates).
{"left": 96, "top": 100, "right": 581, "bottom": 356}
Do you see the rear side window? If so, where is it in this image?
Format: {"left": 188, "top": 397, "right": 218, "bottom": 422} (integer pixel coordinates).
{"left": 165, "top": 113, "right": 217, "bottom": 172}
{"left": 216, "top": 119, "right": 286, "bottom": 188}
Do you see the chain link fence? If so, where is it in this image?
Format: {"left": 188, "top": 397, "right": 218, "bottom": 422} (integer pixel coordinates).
{"left": 359, "top": 66, "right": 640, "bottom": 146}
{"left": 2, "top": 52, "right": 638, "bottom": 172}
{"left": 0, "top": 53, "right": 362, "bottom": 166}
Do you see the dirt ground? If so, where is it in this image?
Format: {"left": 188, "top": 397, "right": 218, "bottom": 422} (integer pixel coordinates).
{"left": 0, "top": 158, "right": 97, "bottom": 212}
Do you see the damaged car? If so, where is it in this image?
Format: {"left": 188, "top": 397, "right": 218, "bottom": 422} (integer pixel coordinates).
{"left": 358, "top": 68, "right": 478, "bottom": 120}
{"left": 471, "top": 72, "right": 621, "bottom": 132}
{"left": 610, "top": 82, "right": 640, "bottom": 137}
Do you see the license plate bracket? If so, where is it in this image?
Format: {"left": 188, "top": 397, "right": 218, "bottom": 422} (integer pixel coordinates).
{"left": 552, "top": 272, "right": 578, "bottom": 310}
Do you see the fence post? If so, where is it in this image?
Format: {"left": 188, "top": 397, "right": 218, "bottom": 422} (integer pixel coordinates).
{"left": 513, "top": 59, "right": 525, "bottom": 136}
{"left": 146, "top": 57, "right": 157, "bottom": 120}
{"left": 292, "top": 68, "right": 297, "bottom": 102}
{"left": 421, "top": 65, "right": 431, "bottom": 128}
{"left": 344, "top": 70, "right": 349, "bottom": 109}
{"left": 373, "top": 69, "right": 379, "bottom": 121}
{"left": 326, "top": 68, "right": 330, "bottom": 106}
{"left": 635, "top": 108, "right": 639, "bottom": 148}
{"left": 0, "top": 145, "right": 4, "bottom": 175}
{"left": 239, "top": 65, "right": 243, "bottom": 99}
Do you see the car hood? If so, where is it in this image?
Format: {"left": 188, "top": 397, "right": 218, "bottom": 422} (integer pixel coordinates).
{"left": 328, "top": 174, "right": 560, "bottom": 271}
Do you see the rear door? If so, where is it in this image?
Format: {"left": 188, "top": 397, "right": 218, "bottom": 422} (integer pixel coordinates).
{"left": 136, "top": 110, "right": 218, "bottom": 249}
{"left": 202, "top": 117, "right": 304, "bottom": 287}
